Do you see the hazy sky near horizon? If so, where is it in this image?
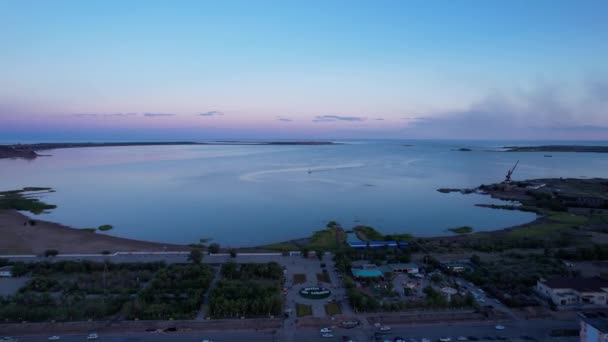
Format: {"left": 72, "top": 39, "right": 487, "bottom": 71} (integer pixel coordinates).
{"left": 1, "top": 0, "right": 607, "bottom": 141}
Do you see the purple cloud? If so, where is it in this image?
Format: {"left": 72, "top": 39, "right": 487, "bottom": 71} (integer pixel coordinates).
{"left": 72, "top": 113, "right": 137, "bottom": 118}
{"left": 404, "top": 80, "right": 608, "bottom": 139}
{"left": 198, "top": 111, "right": 224, "bottom": 117}
{"left": 143, "top": 113, "right": 175, "bottom": 117}
{"left": 313, "top": 115, "right": 366, "bottom": 122}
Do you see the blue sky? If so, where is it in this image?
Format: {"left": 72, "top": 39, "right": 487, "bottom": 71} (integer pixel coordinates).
{"left": 1, "top": 0, "right": 607, "bottom": 141}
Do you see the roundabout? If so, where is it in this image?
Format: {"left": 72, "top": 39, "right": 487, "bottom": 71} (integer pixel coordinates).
{"left": 299, "top": 286, "right": 331, "bottom": 299}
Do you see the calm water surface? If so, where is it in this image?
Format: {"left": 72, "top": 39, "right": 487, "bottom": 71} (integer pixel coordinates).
{"left": 1, "top": 140, "right": 607, "bottom": 246}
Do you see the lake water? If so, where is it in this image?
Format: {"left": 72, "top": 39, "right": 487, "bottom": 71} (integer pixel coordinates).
{"left": 1, "top": 140, "right": 607, "bottom": 246}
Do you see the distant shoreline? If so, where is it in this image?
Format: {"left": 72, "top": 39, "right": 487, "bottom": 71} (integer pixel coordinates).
{"left": 504, "top": 145, "right": 608, "bottom": 153}
{"left": 0, "top": 141, "right": 340, "bottom": 159}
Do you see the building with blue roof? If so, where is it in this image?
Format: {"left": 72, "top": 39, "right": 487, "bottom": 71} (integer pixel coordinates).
{"left": 348, "top": 241, "right": 408, "bottom": 249}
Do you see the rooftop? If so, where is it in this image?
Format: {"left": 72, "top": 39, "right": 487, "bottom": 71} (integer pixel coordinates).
{"left": 541, "top": 277, "right": 608, "bottom": 293}
{"left": 580, "top": 312, "right": 608, "bottom": 333}
{"left": 352, "top": 268, "right": 384, "bottom": 278}
{"left": 387, "top": 263, "right": 419, "bottom": 269}
{"left": 348, "top": 241, "right": 409, "bottom": 249}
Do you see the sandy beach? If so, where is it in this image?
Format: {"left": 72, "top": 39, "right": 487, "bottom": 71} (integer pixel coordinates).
{"left": 0, "top": 210, "right": 189, "bottom": 254}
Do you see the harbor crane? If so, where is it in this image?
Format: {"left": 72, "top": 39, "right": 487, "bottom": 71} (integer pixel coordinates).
{"left": 504, "top": 160, "right": 519, "bottom": 183}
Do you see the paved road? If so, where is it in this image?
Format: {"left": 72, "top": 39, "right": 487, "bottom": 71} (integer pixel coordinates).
{"left": 3, "top": 252, "right": 287, "bottom": 265}
{"left": 294, "top": 319, "right": 579, "bottom": 342}
{"left": 453, "top": 277, "right": 516, "bottom": 319}
{"left": 9, "top": 330, "right": 279, "bottom": 342}
{"left": 6, "top": 319, "right": 579, "bottom": 342}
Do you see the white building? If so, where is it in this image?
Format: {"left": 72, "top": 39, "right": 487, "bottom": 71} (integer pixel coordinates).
{"left": 0, "top": 266, "right": 13, "bottom": 277}
{"left": 579, "top": 312, "right": 608, "bottom": 342}
{"left": 536, "top": 277, "right": 608, "bottom": 308}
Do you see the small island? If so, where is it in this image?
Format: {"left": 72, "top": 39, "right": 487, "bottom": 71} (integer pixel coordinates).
{"left": 98, "top": 224, "right": 113, "bottom": 231}
{"left": 448, "top": 226, "right": 474, "bottom": 234}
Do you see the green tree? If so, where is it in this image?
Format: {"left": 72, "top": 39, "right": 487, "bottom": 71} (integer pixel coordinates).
{"left": 229, "top": 249, "right": 237, "bottom": 258}
{"left": 326, "top": 221, "right": 339, "bottom": 228}
{"left": 430, "top": 273, "right": 444, "bottom": 283}
{"left": 188, "top": 250, "right": 203, "bottom": 264}
{"left": 208, "top": 243, "right": 220, "bottom": 254}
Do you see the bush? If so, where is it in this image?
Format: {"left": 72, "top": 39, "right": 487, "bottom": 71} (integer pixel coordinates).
{"left": 430, "top": 274, "right": 444, "bottom": 283}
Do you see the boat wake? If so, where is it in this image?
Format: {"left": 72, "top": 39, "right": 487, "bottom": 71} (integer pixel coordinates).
{"left": 239, "top": 163, "right": 365, "bottom": 182}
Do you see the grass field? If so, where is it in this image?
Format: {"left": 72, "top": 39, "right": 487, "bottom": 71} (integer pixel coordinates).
{"left": 293, "top": 274, "right": 307, "bottom": 284}
{"left": 308, "top": 228, "right": 342, "bottom": 251}
{"left": 324, "top": 302, "right": 342, "bottom": 315}
{"left": 548, "top": 212, "right": 589, "bottom": 225}
{"left": 296, "top": 303, "right": 312, "bottom": 317}
{"left": 507, "top": 223, "right": 571, "bottom": 238}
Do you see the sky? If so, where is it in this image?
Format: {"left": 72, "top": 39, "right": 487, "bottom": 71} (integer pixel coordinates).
{"left": 1, "top": 0, "right": 607, "bottom": 141}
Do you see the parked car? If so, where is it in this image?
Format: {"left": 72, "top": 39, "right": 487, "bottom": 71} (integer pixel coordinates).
{"left": 379, "top": 326, "right": 391, "bottom": 331}
{"left": 321, "top": 333, "right": 334, "bottom": 338}
{"left": 320, "top": 327, "right": 333, "bottom": 333}
{"left": 86, "top": 333, "right": 99, "bottom": 340}
{"left": 48, "top": 337, "right": 60, "bottom": 341}
{"left": 439, "top": 338, "right": 452, "bottom": 342}
{"left": 495, "top": 324, "right": 506, "bottom": 330}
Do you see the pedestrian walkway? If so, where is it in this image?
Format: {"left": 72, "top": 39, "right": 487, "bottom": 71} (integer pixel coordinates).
{"left": 196, "top": 264, "right": 222, "bottom": 320}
